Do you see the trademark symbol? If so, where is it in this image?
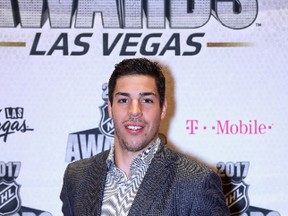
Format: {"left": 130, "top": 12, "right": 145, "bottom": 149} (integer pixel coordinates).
{"left": 256, "top": 23, "right": 262, "bottom": 27}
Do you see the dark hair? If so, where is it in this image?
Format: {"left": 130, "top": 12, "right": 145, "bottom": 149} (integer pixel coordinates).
{"left": 108, "top": 58, "right": 166, "bottom": 108}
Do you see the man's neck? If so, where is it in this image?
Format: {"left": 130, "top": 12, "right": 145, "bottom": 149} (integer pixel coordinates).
{"left": 114, "top": 147, "right": 138, "bottom": 177}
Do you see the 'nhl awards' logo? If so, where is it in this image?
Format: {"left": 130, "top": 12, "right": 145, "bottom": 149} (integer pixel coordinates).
{"left": 217, "top": 161, "right": 281, "bottom": 215}
{"left": 99, "top": 83, "right": 114, "bottom": 138}
{"left": 0, "top": 161, "right": 52, "bottom": 215}
{"left": 0, "top": 180, "right": 21, "bottom": 216}
{"left": 65, "top": 83, "right": 113, "bottom": 162}
{"left": 216, "top": 161, "right": 250, "bottom": 215}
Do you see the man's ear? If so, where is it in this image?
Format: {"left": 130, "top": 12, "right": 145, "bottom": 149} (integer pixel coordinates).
{"left": 160, "top": 99, "right": 167, "bottom": 120}
{"left": 108, "top": 100, "right": 112, "bottom": 118}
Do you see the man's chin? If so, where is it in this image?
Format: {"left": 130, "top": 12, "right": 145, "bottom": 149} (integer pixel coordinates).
{"left": 122, "top": 141, "right": 149, "bottom": 153}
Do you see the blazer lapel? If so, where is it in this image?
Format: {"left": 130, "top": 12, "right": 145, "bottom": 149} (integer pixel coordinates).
{"left": 128, "top": 144, "right": 171, "bottom": 215}
{"left": 78, "top": 152, "right": 108, "bottom": 216}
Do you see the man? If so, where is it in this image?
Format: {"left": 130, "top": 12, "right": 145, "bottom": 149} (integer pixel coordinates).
{"left": 60, "top": 58, "right": 230, "bottom": 216}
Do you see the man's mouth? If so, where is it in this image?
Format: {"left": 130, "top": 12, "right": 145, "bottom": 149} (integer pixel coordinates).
{"left": 124, "top": 122, "right": 145, "bottom": 134}
{"left": 126, "top": 125, "right": 143, "bottom": 131}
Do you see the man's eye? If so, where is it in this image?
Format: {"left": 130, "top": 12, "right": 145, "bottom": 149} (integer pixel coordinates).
{"left": 143, "top": 98, "right": 153, "bottom": 103}
{"left": 118, "top": 98, "right": 128, "bottom": 103}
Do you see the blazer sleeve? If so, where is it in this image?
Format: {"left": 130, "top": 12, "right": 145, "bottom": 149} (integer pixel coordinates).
{"left": 190, "top": 170, "right": 230, "bottom": 216}
{"left": 60, "top": 165, "right": 74, "bottom": 216}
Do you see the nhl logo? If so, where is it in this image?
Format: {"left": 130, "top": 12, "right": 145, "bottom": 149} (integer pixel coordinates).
{"left": 99, "top": 103, "right": 114, "bottom": 138}
{"left": 0, "top": 180, "right": 21, "bottom": 216}
{"left": 99, "top": 83, "right": 114, "bottom": 138}
{"left": 223, "top": 181, "right": 249, "bottom": 215}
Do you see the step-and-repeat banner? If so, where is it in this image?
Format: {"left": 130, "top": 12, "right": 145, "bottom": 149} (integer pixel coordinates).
{"left": 1, "top": 0, "right": 287, "bottom": 215}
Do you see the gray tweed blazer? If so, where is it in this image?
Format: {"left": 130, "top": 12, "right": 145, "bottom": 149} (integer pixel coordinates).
{"left": 60, "top": 143, "right": 230, "bottom": 216}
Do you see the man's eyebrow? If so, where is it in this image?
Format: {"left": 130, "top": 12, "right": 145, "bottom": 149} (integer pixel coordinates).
{"left": 115, "top": 92, "right": 157, "bottom": 97}
{"left": 115, "top": 92, "right": 130, "bottom": 97}
{"left": 140, "top": 92, "right": 157, "bottom": 97}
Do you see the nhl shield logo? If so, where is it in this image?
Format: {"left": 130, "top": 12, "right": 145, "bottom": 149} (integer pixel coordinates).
{"left": 0, "top": 180, "right": 21, "bottom": 216}
{"left": 99, "top": 103, "right": 114, "bottom": 138}
{"left": 223, "top": 181, "right": 249, "bottom": 215}
{"left": 99, "top": 83, "right": 114, "bottom": 138}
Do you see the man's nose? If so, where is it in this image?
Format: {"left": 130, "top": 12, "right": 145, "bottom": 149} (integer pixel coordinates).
{"left": 129, "top": 100, "right": 142, "bottom": 117}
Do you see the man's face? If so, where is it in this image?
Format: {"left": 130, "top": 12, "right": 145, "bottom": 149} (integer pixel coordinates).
{"left": 108, "top": 75, "right": 167, "bottom": 153}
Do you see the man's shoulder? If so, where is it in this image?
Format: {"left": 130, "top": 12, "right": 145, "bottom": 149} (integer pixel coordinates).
{"left": 66, "top": 150, "right": 109, "bottom": 175}
{"left": 160, "top": 145, "right": 216, "bottom": 178}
